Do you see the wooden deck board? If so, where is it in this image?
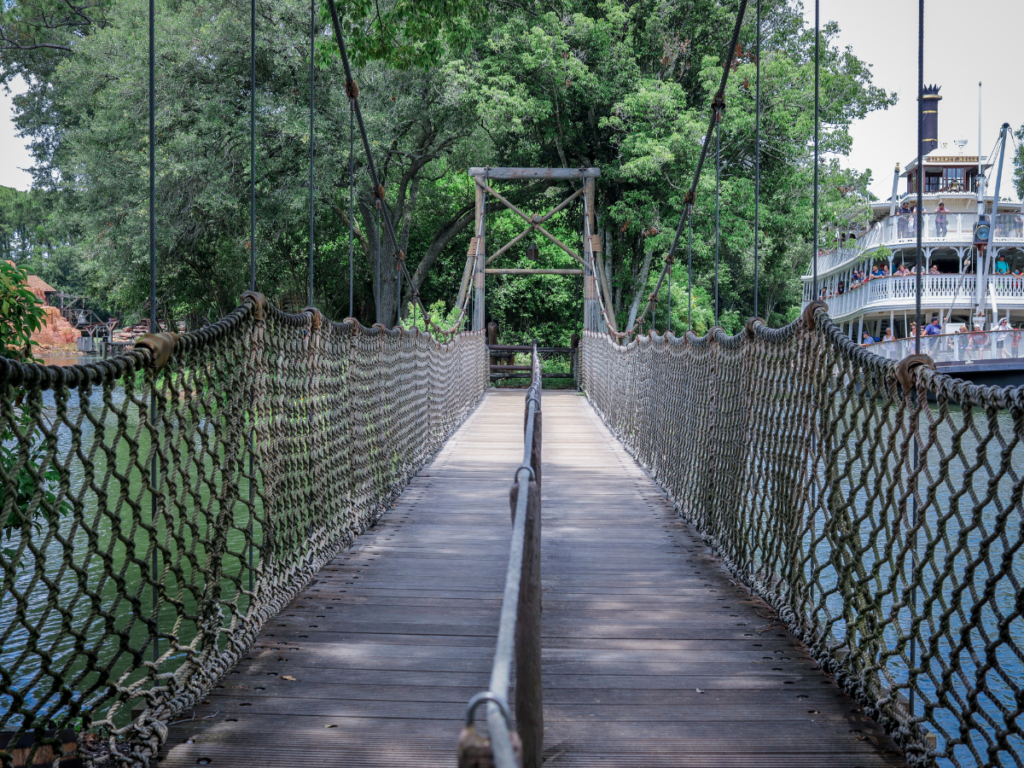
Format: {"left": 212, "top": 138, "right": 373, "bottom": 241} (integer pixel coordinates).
{"left": 160, "top": 390, "right": 905, "bottom": 767}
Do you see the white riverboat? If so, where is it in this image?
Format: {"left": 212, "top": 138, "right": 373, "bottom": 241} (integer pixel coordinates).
{"left": 800, "top": 86, "right": 1024, "bottom": 383}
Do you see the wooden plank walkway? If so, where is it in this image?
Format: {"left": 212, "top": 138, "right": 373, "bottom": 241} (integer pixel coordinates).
{"left": 161, "top": 390, "right": 905, "bottom": 767}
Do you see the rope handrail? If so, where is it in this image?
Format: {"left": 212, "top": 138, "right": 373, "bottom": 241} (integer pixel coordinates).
{"left": 578, "top": 302, "right": 1024, "bottom": 768}
{"left": 0, "top": 292, "right": 489, "bottom": 767}
{"left": 460, "top": 344, "right": 543, "bottom": 768}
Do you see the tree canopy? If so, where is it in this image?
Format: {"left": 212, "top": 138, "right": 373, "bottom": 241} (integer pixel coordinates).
{"left": 1, "top": 0, "right": 895, "bottom": 343}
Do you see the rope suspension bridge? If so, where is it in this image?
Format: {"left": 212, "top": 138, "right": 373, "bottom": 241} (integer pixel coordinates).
{"left": 2, "top": 1, "right": 1022, "bottom": 767}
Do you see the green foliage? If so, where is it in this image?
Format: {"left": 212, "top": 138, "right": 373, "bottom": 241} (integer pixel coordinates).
{"left": 0, "top": 416, "right": 70, "bottom": 564}
{"left": 0, "top": 261, "right": 69, "bottom": 563}
{"left": 0, "top": 260, "right": 47, "bottom": 362}
{"left": 330, "top": 0, "right": 487, "bottom": 69}
{"left": 399, "top": 299, "right": 463, "bottom": 332}
{"left": 2, "top": 0, "right": 897, "bottom": 342}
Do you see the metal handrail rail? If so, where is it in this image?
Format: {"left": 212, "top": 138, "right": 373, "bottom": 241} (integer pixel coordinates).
{"left": 460, "top": 344, "right": 543, "bottom": 768}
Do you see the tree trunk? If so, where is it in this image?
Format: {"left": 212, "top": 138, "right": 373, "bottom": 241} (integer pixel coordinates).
{"left": 626, "top": 244, "right": 653, "bottom": 331}
{"left": 359, "top": 196, "right": 401, "bottom": 327}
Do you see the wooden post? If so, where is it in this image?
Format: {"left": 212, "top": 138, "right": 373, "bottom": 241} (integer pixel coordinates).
{"left": 583, "top": 178, "right": 601, "bottom": 333}
{"left": 474, "top": 180, "right": 486, "bottom": 331}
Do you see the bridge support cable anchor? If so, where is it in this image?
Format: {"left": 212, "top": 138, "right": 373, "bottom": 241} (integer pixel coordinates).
{"left": 463, "top": 345, "right": 543, "bottom": 768}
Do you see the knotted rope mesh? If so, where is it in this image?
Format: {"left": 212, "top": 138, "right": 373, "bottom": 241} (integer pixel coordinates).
{"left": 581, "top": 306, "right": 1023, "bottom": 768}
{"left": 0, "top": 295, "right": 487, "bottom": 767}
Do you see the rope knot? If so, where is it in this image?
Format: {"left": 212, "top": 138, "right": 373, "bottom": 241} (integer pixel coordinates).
{"left": 345, "top": 79, "right": 359, "bottom": 99}
{"left": 712, "top": 93, "right": 726, "bottom": 118}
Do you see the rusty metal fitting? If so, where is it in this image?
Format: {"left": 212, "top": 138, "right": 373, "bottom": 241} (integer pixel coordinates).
{"left": 895, "top": 354, "right": 936, "bottom": 392}
{"left": 712, "top": 93, "right": 726, "bottom": 116}
{"left": 683, "top": 190, "right": 695, "bottom": 206}
{"left": 802, "top": 300, "right": 829, "bottom": 330}
{"left": 372, "top": 323, "right": 388, "bottom": 332}
{"left": 302, "top": 307, "right": 322, "bottom": 330}
{"left": 239, "top": 290, "right": 266, "bottom": 321}
{"left": 345, "top": 79, "right": 359, "bottom": 99}
{"left": 745, "top": 317, "right": 764, "bottom": 339}
{"left": 136, "top": 332, "right": 179, "bottom": 370}
{"left": 373, "top": 184, "right": 385, "bottom": 200}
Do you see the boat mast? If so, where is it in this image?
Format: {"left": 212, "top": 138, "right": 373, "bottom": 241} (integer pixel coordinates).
{"left": 889, "top": 163, "right": 900, "bottom": 216}
{"left": 976, "top": 123, "right": 1010, "bottom": 326}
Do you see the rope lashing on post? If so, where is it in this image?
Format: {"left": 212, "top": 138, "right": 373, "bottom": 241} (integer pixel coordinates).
{"left": 0, "top": 296, "right": 489, "bottom": 768}
{"left": 578, "top": 305, "right": 1024, "bottom": 768}
{"left": 603, "top": 0, "right": 749, "bottom": 341}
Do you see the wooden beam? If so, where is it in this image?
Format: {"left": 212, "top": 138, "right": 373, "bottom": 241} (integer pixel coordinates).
{"left": 486, "top": 224, "right": 534, "bottom": 266}
{"left": 535, "top": 225, "right": 585, "bottom": 267}
{"left": 485, "top": 269, "right": 583, "bottom": 275}
{"left": 469, "top": 167, "right": 601, "bottom": 180}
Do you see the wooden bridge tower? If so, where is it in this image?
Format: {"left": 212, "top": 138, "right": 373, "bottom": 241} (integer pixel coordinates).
{"left": 464, "top": 167, "right": 609, "bottom": 334}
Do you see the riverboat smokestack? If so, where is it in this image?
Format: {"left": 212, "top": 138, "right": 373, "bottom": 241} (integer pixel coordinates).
{"left": 921, "top": 84, "right": 941, "bottom": 156}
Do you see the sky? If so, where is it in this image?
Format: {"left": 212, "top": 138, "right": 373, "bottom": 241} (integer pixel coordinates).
{"left": 800, "top": 0, "right": 1023, "bottom": 200}
{"left": 0, "top": 76, "right": 33, "bottom": 190}
{"left": 1, "top": 2, "right": 1022, "bottom": 195}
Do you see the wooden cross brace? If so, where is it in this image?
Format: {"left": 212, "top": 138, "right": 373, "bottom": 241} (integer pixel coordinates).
{"left": 477, "top": 180, "right": 587, "bottom": 267}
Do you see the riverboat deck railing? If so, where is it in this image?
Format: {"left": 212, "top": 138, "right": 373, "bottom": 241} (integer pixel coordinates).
{"left": 580, "top": 303, "right": 1024, "bottom": 768}
{"left": 806, "top": 212, "right": 1024, "bottom": 280}
{"left": 0, "top": 293, "right": 487, "bottom": 767}
{"left": 806, "top": 274, "right": 1024, "bottom": 318}
{"left": 864, "top": 328, "right": 1024, "bottom": 364}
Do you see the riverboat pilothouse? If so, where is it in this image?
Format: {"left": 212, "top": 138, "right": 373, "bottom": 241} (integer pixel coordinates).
{"left": 801, "top": 85, "right": 1024, "bottom": 385}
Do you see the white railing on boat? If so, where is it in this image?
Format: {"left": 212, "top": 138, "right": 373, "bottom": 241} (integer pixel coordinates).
{"left": 806, "top": 275, "right": 1024, "bottom": 319}
{"left": 862, "top": 327, "right": 1023, "bottom": 365}
{"left": 805, "top": 212, "right": 1024, "bottom": 279}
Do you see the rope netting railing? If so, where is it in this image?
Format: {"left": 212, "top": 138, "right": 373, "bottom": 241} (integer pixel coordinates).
{"left": 0, "top": 292, "right": 487, "bottom": 767}
{"left": 580, "top": 303, "right": 1023, "bottom": 768}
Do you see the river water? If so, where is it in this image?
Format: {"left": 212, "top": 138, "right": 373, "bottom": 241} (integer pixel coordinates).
{"left": 1, "top": 365, "right": 259, "bottom": 731}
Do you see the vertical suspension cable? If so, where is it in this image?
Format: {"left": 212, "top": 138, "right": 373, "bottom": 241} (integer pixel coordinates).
{"left": 714, "top": 109, "right": 722, "bottom": 326}
{"left": 812, "top": 0, "right": 820, "bottom": 299}
{"left": 754, "top": 0, "right": 761, "bottom": 319}
{"left": 375, "top": 205, "right": 381, "bottom": 323}
{"left": 249, "top": 0, "right": 256, "bottom": 293}
{"left": 247, "top": 0, "right": 256, "bottom": 595}
{"left": 909, "top": 0, "right": 925, "bottom": 723}
{"left": 308, "top": 0, "right": 315, "bottom": 308}
{"left": 348, "top": 98, "right": 354, "bottom": 318}
{"left": 687, "top": 213, "right": 692, "bottom": 331}
{"left": 148, "top": 0, "right": 159, "bottom": 662}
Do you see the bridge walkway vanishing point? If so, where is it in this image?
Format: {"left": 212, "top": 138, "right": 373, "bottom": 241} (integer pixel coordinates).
{"left": 160, "top": 390, "right": 904, "bottom": 768}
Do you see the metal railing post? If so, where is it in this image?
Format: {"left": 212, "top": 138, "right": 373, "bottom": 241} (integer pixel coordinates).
{"left": 461, "top": 344, "right": 544, "bottom": 768}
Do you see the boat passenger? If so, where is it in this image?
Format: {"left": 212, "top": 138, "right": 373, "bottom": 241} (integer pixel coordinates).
{"left": 969, "top": 325, "right": 990, "bottom": 359}
{"left": 1012, "top": 327, "right": 1022, "bottom": 358}
{"left": 861, "top": 332, "right": 875, "bottom": 346}
{"left": 935, "top": 202, "right": 948, "bottom": 237}
{"left": 929, "top": 265, "right": 940, "bottom": 275}
{"left": 996, "top": 318, "right": 1011, "bottom": 358}
{"left": 898, "top": 203, "right": 911, "bottom": 238}
{"left": 925, "top": 316, "right": 942, "bottom": 353}
{"left": 995, "top": 255, "right": 1010, "bottom": 275}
